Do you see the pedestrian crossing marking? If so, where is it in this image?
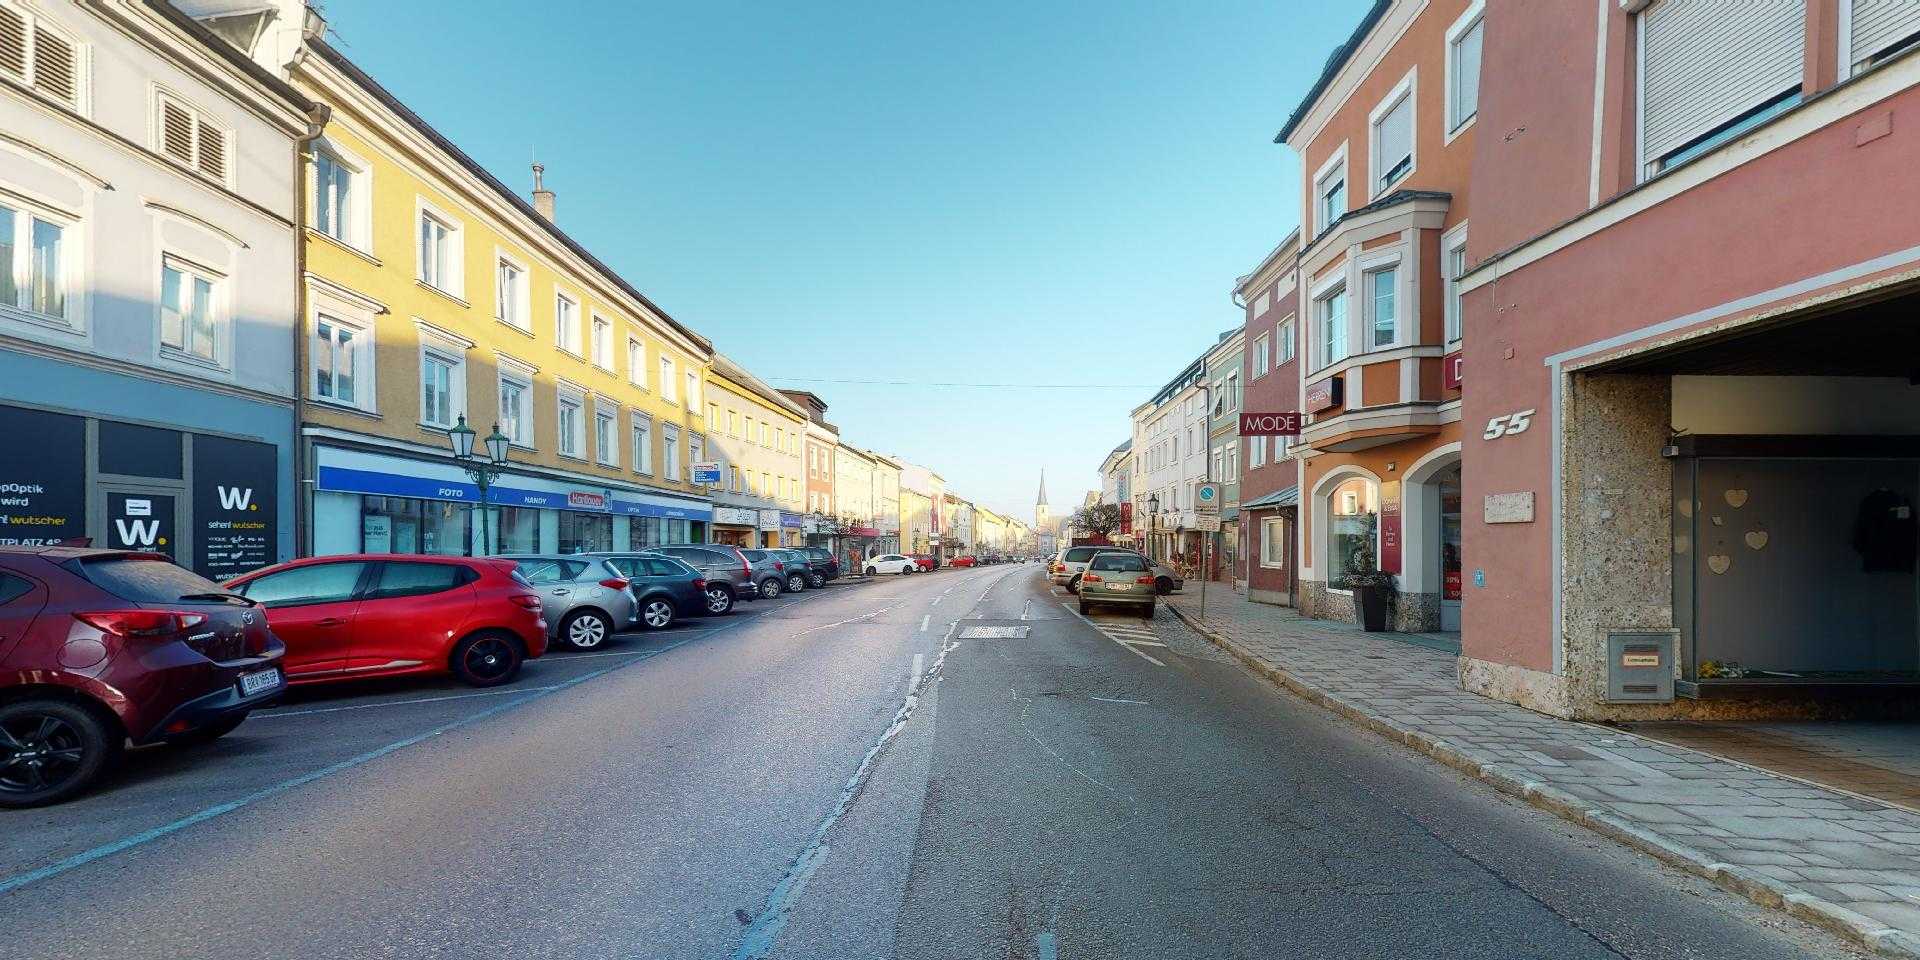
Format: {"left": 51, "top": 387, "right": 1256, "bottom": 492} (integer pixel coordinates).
{"left": 960, "top": 626, "right": 1030, "bottom": 639}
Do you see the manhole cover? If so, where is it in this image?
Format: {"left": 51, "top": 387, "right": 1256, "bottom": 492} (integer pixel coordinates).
{"left": 960, "top": 626, "right": 1030, "bottom": 639}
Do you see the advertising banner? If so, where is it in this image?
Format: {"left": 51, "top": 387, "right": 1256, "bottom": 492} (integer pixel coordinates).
{"left": 192, "top": 435, "right": 277, "bottom": 580}
{"left": 1379, "top": 480, "right": 1403, "bottom": 575}
{"left": 1119, "top": 501, "right": 1132, "bottom": 535}
{"left": 1239, "top": 412, "right": 1303, "bottom": 436}
{"left": 691, "top": 461, "right": 722, "bottom": 485}
{"left": 0, "top": 406, "right": 85, "bottom": 546}
{"left": 106, "top": 492, "right": 176, "bottom": 557}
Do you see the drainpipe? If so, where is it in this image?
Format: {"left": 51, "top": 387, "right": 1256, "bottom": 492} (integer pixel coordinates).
{"left": 291, "top": 76, "right": 331, "bottom": 558}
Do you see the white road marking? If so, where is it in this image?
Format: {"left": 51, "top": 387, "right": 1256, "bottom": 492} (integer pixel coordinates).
{"left": 920, "top": 614, "right": 930, "bottom": 632}
{"left": 910, "top": 652, "right": 924, "bottom": 689}
{"left": 1090, "top": 696, "right": 1150, "bottom": 706}
{"left": 254, "top": 686, "right": 563, "bottom": 718}
{"left": 1060, "top": 602, "right": 1164, "bottom": 666}
{"left": 1020, "top": 599, "right": 1033, "bottom": 620}
{"left": 1115, "top": 638, "right": 1167, "bottom": 647}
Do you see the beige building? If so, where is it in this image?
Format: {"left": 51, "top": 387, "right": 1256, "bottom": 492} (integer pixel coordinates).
{"left": 705, "top": 354, "right": 806, "bottom": 547}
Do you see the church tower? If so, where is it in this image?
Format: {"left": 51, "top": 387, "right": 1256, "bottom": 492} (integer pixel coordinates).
{"left": 1035, "top": 470, "right": 1050, "bottom": 532}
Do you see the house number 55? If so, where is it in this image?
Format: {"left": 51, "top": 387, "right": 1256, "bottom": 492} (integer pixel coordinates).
{"left": 1483, "top": 409, "right": 1536, "bottom": 440}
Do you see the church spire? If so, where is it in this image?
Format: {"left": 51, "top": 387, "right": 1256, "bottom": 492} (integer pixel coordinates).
{"left": 1037, "top": 469, "right": 1048, "bottom": 507}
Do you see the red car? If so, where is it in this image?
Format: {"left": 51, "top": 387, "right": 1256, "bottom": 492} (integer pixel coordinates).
{"left": 912, "top": 554, "right": 937, "bottom": 571}
{"left": 0, "top": 546, "right": 287, "bottom": 807}
{"left": 950, "top": 555, "right": 977, "bottom": 568}
{"left": 224, "top": 554, "right": 546, "bottom": 689}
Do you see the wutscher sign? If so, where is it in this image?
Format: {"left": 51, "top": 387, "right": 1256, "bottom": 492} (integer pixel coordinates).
{"left": 1240, "top": 412, "right": 1303, "bottom": 436}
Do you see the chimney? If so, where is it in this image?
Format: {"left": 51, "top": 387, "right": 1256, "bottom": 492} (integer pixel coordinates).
{"left": 531, "top": 162, "right": 556, "bottom": 222}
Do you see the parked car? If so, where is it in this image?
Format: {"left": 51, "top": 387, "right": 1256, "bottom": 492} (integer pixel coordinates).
{"left": 1050, "top": 545, "right": 1103, "bottom": 592}
{"left": 770, "top": 549, "right": 817, "bottom": 592}
{"left": 863, "top": 554, "right": 918, "bottom": 576}
{"left": 1077, "top": 551, "right": 1157, "bottom": 618}
{"left": 912, "top": 554, "right": 937, "bottom": 571}
{"left": 950, "top": 555, "right": 977, "bottom": 568}
{"left": 649, "top": 544, "right": 758, "bottom": 603}
{"left": 496, "top": 555, "right": 640, "bottom": 649}
{"left": 591, "top": 551, "right": 733, "bottom": 617}
{"left": 0, "top": 547, "right": 288, "bottom": 807}
{"left": 801, "top": 546, "right": 842, "bottom": 581}
{"left": 739, "top": 549, "right": 790, "bottom": 598}
{"left": 226, "top": 554, "right": 546, "bottom": 687}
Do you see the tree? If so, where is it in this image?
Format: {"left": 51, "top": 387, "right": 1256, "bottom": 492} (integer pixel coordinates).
{"left": 1069, "top": 502, "right": 1122, "bottom": 537}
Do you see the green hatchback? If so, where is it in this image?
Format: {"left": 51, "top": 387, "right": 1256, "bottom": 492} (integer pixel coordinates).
{"left": 1077, "top": 551, "right": 1157, "bottom": 618}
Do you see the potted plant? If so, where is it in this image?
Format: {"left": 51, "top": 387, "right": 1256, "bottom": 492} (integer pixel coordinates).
{"left": 1331, "top": 544, "right": 1395, "bottom": 632}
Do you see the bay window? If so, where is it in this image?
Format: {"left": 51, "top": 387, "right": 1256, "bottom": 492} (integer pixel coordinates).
{"left": 1367, "top": 266, "right": 1398, "bottom": 348}
{"left": 1316, "top": 285, "right": 1348, "bottom": 368}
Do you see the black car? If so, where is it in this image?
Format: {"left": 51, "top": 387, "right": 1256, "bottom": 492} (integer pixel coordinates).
{"left": 600, "top": 553, "right": 721, "bottom": 627}
{"left": 801, "top": 547, "right": 841, "bottom": 582}
{"left": 770, "top": 549, "right": 821, "bottom": 591}
{"left": 644, "top": 544, "right": 758, "bottom": 603}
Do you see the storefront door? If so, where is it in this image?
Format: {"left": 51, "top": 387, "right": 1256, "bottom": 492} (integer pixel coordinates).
{"left": 1438, "top": 465, "right": 1463, "bottom": 631}
{"left": 98, "top": 484, "right": 184, "bottom": 561}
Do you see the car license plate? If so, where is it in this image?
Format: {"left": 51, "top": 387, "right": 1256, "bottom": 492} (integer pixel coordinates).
{"left": 1109, "top": 583, "right": 1131, "bottom": 590}
{"left": 238, "top": 669, "right": 282, "bottom": 697}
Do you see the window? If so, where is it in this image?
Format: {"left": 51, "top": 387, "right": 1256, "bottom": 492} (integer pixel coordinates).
{"left": 728, "top": 409, "right": 739, "bottom": 437}
{"left": 555, "top": 293, "right": 580, "bottom": 353}
{"left": 1638, "top": 0, "right": 1803, "bottom": 176}
{"left": 707, "top": 402, "right": 720, "bottom": 432}
{"left": 156, "top": 93, "right": 227, "bottom": 183}
{"left": 312, "top": 146, "right": 366, "bottom": 247}
{"left": 159, "top": 259, "right": 221, "bottom": 364}
{"left": 419, "top": 349, "right": 462, "bottom": 428}
{"left": 627, "top": 338, "right": 644, "bottom": 386}
{"left": 1315, "top": 162, "right": 1346, "bottom": 234}
{"left": 1316, "top": 286, "right": 1348, "bottom": 368}
{"left": 1249, "top": 435, "right": 1267, "bottom": 469}
{"left": 591, "top": 315, "right": 612, "bottom": 368}
{"left": 496, "top": 257, "right": 527, "bottom": 329}
{"left": 1371, "top": 83, "right": 1414, "bottom": 194}
{"left": 313, "top": 315, "right": 368, "bottom": 409}
{"left": 499, "top": 372, "right": 531, "bottom": 445}
{"left": 1447, "top": 4, "right": 1483, "bottom": 132}
{"left": 366, "top": 562, "right": 468, "bottom": 600}
{"left": 0, "top": 200, "right": 67, "bottom": 322}
{"left": 1278, "top": 317, "right": 1297, "bottom": 363}
{"left": 1226, "top": 374, "right": 1239, "bottom": 411}
{"left": 1850, "top": 0, "right": 1920, "bottom": 73}
{"left": 632, "top": 415, "right": 653, "bottom": 474}
{"left": 1212, "top": 447, "right": 1224, "bottom": 480}
{"left": 1328, "top": 476, "right": 1380, "bottom": 581}
{"left": 1367, "top": 267, "right": 1398, "bottom": 348}
{"left": 237, "top": 561, "right": 368, "bottom": 608}
{"left": 729, "top": 465, "right": 741, "bottom": 492}
{"left": 685, "top": 371, "right": 699, "bottom": 411}
{"left": 660, "top": 356, "right": 677, "bottom": 403}
{"left": 1252, "top": 334, "right": 1270, "bottom": 377}
{"left": 689, "top": 434, "right": 704, "bottom": 475}
{"left": 558, "top": 391, "right": 585, "bottom": 458}
{"left": 0, "top": 6, "right": 81, "bottom": 108}
{"left": 662, "top": 424, "right": 680, "bottom": 481}
{"left": 1444, "top": 232, "right": 1468, "bottom": 344}
{"left": 1261, "top": 517, "right": 1287, "bottom": 569}
{"left": 1225, "top": 441, "right": 1237, "bottom": 479}
{"left": 418, "top": 209, "right": 458, "bottom": 293}
{"left": 595, "top": 408, "right": 617, "bottom": 465}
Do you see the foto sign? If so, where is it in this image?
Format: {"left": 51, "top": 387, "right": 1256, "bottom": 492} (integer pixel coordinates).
{"left": 691, "top": 461, "right": 722, "bottom": 485}
{"left": 1240, "top": 411, "right": 1302, "bottom": 436}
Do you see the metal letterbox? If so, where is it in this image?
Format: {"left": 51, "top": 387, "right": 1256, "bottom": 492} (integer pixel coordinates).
{"left": 1606, "top": 631, "right": 1676, "bottom": 702}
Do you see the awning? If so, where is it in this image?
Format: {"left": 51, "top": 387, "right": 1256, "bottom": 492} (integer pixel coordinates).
{"left": 1241, "top": 486, "right": 1298, "bottom": 510}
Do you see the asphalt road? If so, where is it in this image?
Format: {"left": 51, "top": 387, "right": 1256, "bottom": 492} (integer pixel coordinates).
{"left": 0, "top": 564, "right": 1865, "bottom": 959}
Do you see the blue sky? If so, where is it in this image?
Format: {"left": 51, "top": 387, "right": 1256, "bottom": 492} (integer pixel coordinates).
{"left": 318, "top": 0, "right": 1359, "bottom": 523}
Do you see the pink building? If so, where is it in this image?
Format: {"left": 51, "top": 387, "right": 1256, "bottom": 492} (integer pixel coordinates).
{"left": 1460, "top": 0, "right": 1920, "bottom": 718}
{"left": 1235, "top": 230, "right": 1303, "bottom": 606}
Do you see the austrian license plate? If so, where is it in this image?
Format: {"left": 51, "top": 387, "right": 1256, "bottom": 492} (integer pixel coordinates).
{"left": 238, "top": 669, "right": 282, "bottom": 697}
{"left": 1108, "top": 583, "right": 1132, "bottom": 590}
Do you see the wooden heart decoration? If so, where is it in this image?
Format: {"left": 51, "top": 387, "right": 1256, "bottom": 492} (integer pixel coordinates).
{"left": 1724, "top": 489, "right": 1749, "bottom": 508}
{"left": 1707, "top": 554, "right": 1731, "bottom": 575}
{"left": 1745, "top": 530, "right": 1768, "bottom": 550}
{"left": 1676, "top": 498, "right": 1693, "bottom": 518}
{"left": 1674, "top": 534, "right": 1690, "bottom": 554}
{"left": 1711, "top": 515, "right": 1724, "bottom": 527}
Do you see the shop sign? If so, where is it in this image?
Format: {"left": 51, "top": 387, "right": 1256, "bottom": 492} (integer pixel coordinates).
{"left": 848, "top": 526, "right": 880, "bottom": 538}
{"left": 1443, "top": 351, "right": 1463, "bottom": 391}
{"left": 1379, "top": 480, "right": 1402, "bottom": 575}
{"left": 567, "top": 492, "right": 607, "bottom": 510}
{"left": 192, "top": 435, "right": 278, "bottom": 580}
{"left": 713, "top": 506, "right": 758, "bottom": 526}
{"left": 1239, "top": 412, "right": 1303, "bottom": 436}
{"left": 106, "top": 493, "right": 176, "bottom": 557}
{"left": 1192, "top": 515, "right": 1222, "bottom": 532}
{"left": 1304, "top": 376, "right": 1343, "bottom": 414}
{"left": 1119, "top": 501, "right": 1132, "bottom": 535}
{"left": 757, "top": 509, "right": 782, "bottom": 532}
{"left": 0, "top": 406, "right": 85, "bottom": 546}
{"left": 780, "top": 512, "right": 804, "bottom": 528}
{"left": 691, "top": 461, "right": 722, "bottom": 485}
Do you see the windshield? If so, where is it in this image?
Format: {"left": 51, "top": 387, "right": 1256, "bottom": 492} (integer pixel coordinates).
{"left": 74, "top": 556, "right": 227, "bottom": 603}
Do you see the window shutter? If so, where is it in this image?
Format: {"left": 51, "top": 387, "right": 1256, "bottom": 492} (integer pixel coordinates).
{"left": 30, "top": 27, "right": 74, "bottom": 104}
{"left": 196, "top": 118, "right": 226, "bottom": 180}
{"left": 1850, "top": 0, "right": 1920, "bottom": 68}
{"left": 161, "top": 99, "right": 195, "bottom": 165}
{"left": 0, "top": 6, "right": 27, "bottom": 79}
{"left": 1640, "top": 0, "right": 1803, "bottom": 164}
{"left": 1375, "top": 96, "right": 1412, "bottom": 187}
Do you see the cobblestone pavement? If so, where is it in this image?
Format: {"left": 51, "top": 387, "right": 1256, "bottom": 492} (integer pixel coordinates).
{"left": 1160, "top": 592, "right": 1920, "bottom": 958}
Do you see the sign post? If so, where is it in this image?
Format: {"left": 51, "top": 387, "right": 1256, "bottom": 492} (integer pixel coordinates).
{"left": 1194, "top": 482, "right": 1222, "bottom": 621}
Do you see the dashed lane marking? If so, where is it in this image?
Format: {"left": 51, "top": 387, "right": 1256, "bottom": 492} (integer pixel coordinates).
{"left": 1060, "top": 602, "right": 1164, "bottom": 666}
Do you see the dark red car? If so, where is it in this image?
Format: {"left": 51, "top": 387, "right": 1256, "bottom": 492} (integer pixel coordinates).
{"left": 0, "top": 546, "right": 287, "bottom": 808}
{"left": 223, "top": 554, "right": 546, "bottom": 689}
{"left": 912, "top": 554, "right": 937, "bottom": 571}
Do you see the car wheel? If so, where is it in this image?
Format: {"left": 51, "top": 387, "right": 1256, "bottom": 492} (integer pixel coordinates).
{"left": 562, "top": 609, "right": 613, "bottom": 650}
{"left": 1156, "top": 577, "right": 1173, "bottom": 596}
{"left": 1078, "top": 600, "right": 1092, "bottom": 616}
{"left": 451, "top": 632, "right": 523, "bottom": 687}
{"left": 1067, "top": 575, "right": 1081, "bottom": 595}
{"left": 760, "top": 578, "right": 783, "bottom": 599}
{"left": 705, "top": 585, "right": 735, "bottom": 615}
{"left": 165, "top": 714, "right": 247, "bottom": 747}
{"left": 866, "top": 566, "right": 878, "bottom": 576}
{"left": 786, "top": 573, "right": 806, "bottom": 593}
{"left": 639, "top": 597, "right": 676, "bottom": 630}
{"left": 808, "top": 572, "right": 826, "bottom": 589}
{"left": 0, "top": 699, "right": 119, "bottom": 809}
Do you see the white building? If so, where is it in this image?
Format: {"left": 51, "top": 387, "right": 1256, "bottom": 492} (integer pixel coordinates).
{"left": 0, "top": 0, "right": 318, "bottom": 577}
{"left": 1131, "top": 348, "right": 1212, "bottom": 561}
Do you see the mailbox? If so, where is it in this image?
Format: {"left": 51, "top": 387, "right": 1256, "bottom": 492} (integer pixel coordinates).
{"left": 1605, "top": 631, "right": 1677, "bottom": 702}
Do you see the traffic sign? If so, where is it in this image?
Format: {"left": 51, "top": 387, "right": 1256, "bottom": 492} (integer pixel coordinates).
{"left": 1196, "top": 482, "right": 1221, "bottom": 515}
{"left": 1192, "top": 515, "right": 1222, "bottom": 532}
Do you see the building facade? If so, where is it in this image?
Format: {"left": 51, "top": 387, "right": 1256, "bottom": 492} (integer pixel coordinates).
{"left": 1132, "top": 351, "right": 1211, "bottom": 563}
{"left": 896, "top": 458, "right": 943, "bottom": 557}
{"left": 1099, "top": 440, "right": 1133, "bottom": 546}
{"left": 1457, "top": 0, "right": 1920, "bottom": 719}
{"left": 0, "top": 0, "right": 316, "bottom": 579}
{"left": 868, "top": 451, "right": 901, "bottom": 556}
{"left": 1282, "top": 0, "right": 1474, "bottom": 632}
{"left": 1235, "top": 230, "right": 1303, "bottom": 607}
{"left": 1204, "top": 329, "right": 1245, "bottom": 581}
{"left": 706, "top": 354, "right": 805, "bottom": 547}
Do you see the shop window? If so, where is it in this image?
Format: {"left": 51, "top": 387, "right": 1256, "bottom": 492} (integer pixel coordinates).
{"left": 361, "top": 496, "right": 468, "bottom": 555}
{"left": 1261, "top": 517, "right": 1287, "bottom": 569}
{"left": 494, "top": 506, "right": 539, "bottom": 553}
{"left": 0, "top": 199, "right": 70, "bottom": 325}
{"left": 1327, "top": 477, "right": 1380, "bottom": 581}
{"left": 558, "top": 511, "right": 612, "bottom": 553}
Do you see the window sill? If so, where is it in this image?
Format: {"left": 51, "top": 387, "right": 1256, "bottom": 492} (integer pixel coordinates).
{"left": 495, "top": 318, "right": 534, "bottom": 339}
{"left": 415, "top": 280, "right": 470, "bottom": 309}
{"left": 0, "top": 307, "right": 83, "bottom": 336}
{"left": 311, "top": 398, "right": 381, "bottom": 420}
{"left": 306, "top": 228, "right": 381, "bottom": 267}
{"left": 1442, "top": 114, "right": 1476, "bottom": 147}
{"left": 417, "top": 421, "right": 456, "bottom": 436}
{"left": 157, "top": 348, "right": 229, "bottom": 374}
{"left": 558, "top": 452, "right": 589, "bottom": 464}
{"left": 556, "top": 347, "right": 586, "bottom": 362}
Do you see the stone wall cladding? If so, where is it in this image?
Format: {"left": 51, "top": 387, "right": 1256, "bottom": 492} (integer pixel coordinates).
{"left": 1394, "top": 590, "right": 1440, "bottom": 632}
{"left": 1297, "top": 579, "right": 1354, "bottom": 624}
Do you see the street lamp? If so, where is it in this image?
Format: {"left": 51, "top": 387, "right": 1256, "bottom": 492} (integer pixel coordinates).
{"left": 449, "top": 415, "right": 512, "bottom": 555}
{"left": 1146, "top": 493, "right": 1161, "bottom": 562}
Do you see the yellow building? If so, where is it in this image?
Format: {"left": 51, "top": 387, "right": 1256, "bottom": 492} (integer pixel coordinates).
{"left": 291, "top": 40, "right": 715, "bottom": 556}
{"left": 703, "top": 355, "right": 808, "bottom": 547}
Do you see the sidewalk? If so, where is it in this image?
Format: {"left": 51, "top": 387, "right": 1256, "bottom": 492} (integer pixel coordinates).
{"left": 1163, "top": 592, "right": 1920, "bottom": 957}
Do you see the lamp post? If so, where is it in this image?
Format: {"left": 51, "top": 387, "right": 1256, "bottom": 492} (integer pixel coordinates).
{"left": 1146, "top": 493, "right": 1161, "bottom": 563}
{"left": 449, "top": 415, "right": 512, "bottom": 556}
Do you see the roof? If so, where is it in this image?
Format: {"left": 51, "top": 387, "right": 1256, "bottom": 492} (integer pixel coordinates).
{"left": 143, "top": 0, "right": 317, "bottom": 116}
{"left": 307, "top": 39, "right": 711, "bottom": 356}
{"left": 1274, "top": 0, "right": 1393, "bottom": 144}
{"left": 1303, "top": 189, "right": 1452, "bottom": 255}
{"left": 1241, "top": 486, "right": 1300, "bottom": 510}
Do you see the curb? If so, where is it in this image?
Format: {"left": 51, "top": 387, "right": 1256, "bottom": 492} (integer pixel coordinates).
{"left": 1165, "top": 602, "right": 1920, "bottom": 959}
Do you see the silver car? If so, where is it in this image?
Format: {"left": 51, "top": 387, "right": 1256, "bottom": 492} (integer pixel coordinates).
{"left": 498, "top": 555, "right": 638, "bottom": 650}
{"left": 1054, "top": 545, "right": 1183, "bottom": 596}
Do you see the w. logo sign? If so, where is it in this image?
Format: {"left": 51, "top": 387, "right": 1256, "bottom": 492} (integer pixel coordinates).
{"left": 217, "top": 486, "right": 254, "bottom": 511}
{"left": 114, "top": 518, "right": 160, "bottom": 547}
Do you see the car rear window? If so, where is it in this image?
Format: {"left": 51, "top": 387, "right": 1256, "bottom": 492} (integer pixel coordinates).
{"left": 1090, "top": 553, "right": 1147, "bottom": 572}
{"left": 1063, "top": 547, "right": 1099, "bottom": 563}
{"left": 0, "top": 573, "right": 34, "bottom": 606}
{"left": 74, "top": 556, "right": 226, "bottom": 603}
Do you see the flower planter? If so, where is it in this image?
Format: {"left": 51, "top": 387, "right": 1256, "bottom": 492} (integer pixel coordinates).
{"left": 1350, "top": 583, "right": 1391, "bottom": 632}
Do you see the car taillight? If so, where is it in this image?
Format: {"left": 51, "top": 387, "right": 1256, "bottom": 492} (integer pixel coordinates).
{"left": 600, "top": 577, "right": 631, "bottom": 591}
{"left": 1053, "top": 563, "right": 1065, "bottom": 572}
{"left": 1082, "top": 573, "right": 1103, "bottom": 583}
{"left": 511, "top": 594, "right": 543, "bottom": 610}
{"left": 74, "top": 610, "right": 205, "bottom": 639}
{"left": 692, "top": 578, "right": 707, "bottom": 591}
{"left": 1136, "top": 575, "right": 1156, "bottom": 585}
